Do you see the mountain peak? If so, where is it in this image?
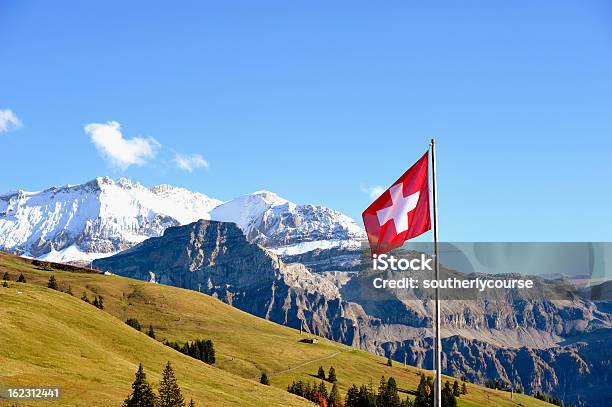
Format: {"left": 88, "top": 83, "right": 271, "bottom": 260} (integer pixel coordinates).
{"left": 247, "top": 190, "right": 289, "bottom": 206}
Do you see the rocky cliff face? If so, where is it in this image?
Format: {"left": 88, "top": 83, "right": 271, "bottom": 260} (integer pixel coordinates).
{"left": 382, "top": 334, "right": 611, "bottom": 407}
{"left": 92, "top": 220, "right": 365, "bottom": 342}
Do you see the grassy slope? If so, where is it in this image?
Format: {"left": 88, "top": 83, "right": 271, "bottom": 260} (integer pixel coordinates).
{"left": 0, "top": 283, "right": 312, "bottom": 407}
{"left": 0, "top": 253, "right": 553, "bottom": 407}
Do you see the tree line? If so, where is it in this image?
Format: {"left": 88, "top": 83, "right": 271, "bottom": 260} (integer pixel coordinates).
{"left": 287, "top": 378, "right": 342, "bottom": 407}
{"left": 164, "top": 339, "right": 216, "bottom": 365}
{"left": 289, "top": 370, "right": 465, "bottom": 407}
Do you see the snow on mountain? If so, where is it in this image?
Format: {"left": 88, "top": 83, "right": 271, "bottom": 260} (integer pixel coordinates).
{"left": 0, "top": 177, "right": 221, "bottom": 262}
{"left": 0, "top": 178, "right": 364, "bottom": 263}
{"left": 210, "top": 190, "right": 364, "bottom": 254}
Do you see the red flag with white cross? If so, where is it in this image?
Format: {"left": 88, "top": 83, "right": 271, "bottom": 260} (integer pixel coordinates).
{"left": 362, "top": 151, "right": 431, "bottom": 254}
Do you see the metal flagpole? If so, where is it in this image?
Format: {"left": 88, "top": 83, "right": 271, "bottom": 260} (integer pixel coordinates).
{"left": 430, "top": 138, "right": 442, "bottom": 407}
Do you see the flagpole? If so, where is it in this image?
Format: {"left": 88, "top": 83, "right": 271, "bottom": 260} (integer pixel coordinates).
{"left": 430, "top": 138, "right": 442, "bottom": 407}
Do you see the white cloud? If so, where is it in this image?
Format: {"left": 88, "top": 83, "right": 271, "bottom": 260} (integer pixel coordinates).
{"left": 0, "top": 109, "right": 23, "bottom": 133}
{"left": 84, "top": 121, "right": 160, "bottom": 169}
{"left": 173, "top": 152, "right": 209, "bottom": 172}
{"left": 360, "top": 184, "right": 386, "bottom": 199}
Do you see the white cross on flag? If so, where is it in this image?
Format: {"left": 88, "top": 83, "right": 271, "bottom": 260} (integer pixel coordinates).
{"left": 362, "top": 151, "right": 431, "bottom": 254}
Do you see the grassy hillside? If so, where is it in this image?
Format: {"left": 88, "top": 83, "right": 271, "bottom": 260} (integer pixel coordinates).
{"left": 0, "top": 253, "right": 554, "bottom": 407}
{"left": 0, "top": 282, "right": 312, "bottom": 406}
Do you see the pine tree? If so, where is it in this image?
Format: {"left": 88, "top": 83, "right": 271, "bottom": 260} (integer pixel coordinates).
{"left": 47, "top": 275, "right": 58, "bottom": 290}
{"left": 97, "top": 295, "right": 104, "bottom": 309}
{"left": 415, "top": 374, "right": 433, "bottom": 407}
{"left": 260, "top": 372, "right": 270, "bottom": 385}
{"left": 345, "top": 384, "right": 359, "bottom": 407}
{"left": 387, "top": 356, "right": 393, "bottom": 367}
{"left": 317, "top": 365, "right": 326, "bottom": 380}
{"left": 147, "top": 325, "right": 156, "bottom": 339}
{"left": 360, "top": 382, "right": 377, "bottom": 407}
{"left": 158, "top": 361, "right": 185, "bottom": 407}
{"left": 2, "top": 281, "right": 8, "bottom": 287}
{"left": 376, "top": 376, "right": 401, "bottom": 407}
{"left": 188, "top": 399, "right": 195, "bottom": 407}
{"left": 453, "top": 380, "right": 460, "bottom": 397}
{"left": 126, "top": 318, "right": 142, "bottom": 331}
{"left": 461, "top": 382, "right": 468, "bottom": 395}
{"left": 387, "top": 377, "right": 401, "bottom": 407}
{"left": 17, "top": 273, "right": 26, "bottom": 283}
{"left": 123, "top": 363, "right": 158, "bottom": 407}
{"left": 81, "top": 291, "right": 90, "bottom": 303}
{"left": 93, "top": 296, "right": 100, "bottom": 308}
{"left": 2, "top": 271, "right": 9, "bottom": 280}
{"left": 328, "top": 366, "right": 337, "bottom": 383}
{"left": 442, "top": 380, "right": 457, "bottom": 407}
{"left": 327, "top": 383, "right": 341, "bottom": 407}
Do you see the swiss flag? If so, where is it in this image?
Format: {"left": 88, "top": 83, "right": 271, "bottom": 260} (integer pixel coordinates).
{"left": 362, "top": 151, "right": 431, "bottom": 254}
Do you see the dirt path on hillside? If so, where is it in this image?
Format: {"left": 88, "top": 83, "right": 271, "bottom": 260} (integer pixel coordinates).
{"left": 269, "top": 348, "right": 355, "bottom": 377}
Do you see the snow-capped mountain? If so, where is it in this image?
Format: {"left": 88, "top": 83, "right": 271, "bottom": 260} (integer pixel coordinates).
{"left": 0, "top": 177, "right": 222, "bottom": 262}
{"left": 0, "top": 177, "right": 364, "bottom": 263}
{"left": 210, "top": 190, "right": 364, "bottom": 256}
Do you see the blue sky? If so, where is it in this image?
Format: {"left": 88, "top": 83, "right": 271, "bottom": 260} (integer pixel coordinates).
{"left": 1, "top": 1, "right": 611, "bottom": 240}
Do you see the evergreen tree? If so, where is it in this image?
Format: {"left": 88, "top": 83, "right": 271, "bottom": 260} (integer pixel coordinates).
{"left": 304, "top": 381, "right": 314, "bottom": 401}
{"left": 2, "top": 271, "right": 9, "bottom": 280}
{"left": 126, "top": 318, "right": 142, "bottom": 331}
{"left": 17, "top": 273, "right": 26, "bottom": 283}
{"left": 345, "top": 384, "right": 359, "bottom": 407}
{"left": 122, "top": 363, "right": 158, "bottom": 407}
{"left": 461, "top": 382, "right": 467, "bottom": 395}
{"left": 158, "top": 361, "right": 185, "bottom": 407}
{"left": 414, "top": 374, "right": 433, "bottom": 407}
{"left": 188, "top": 399, "right": 195, "bottom": 407}
{"left": 81, "top": 291, "right": 90, "bottom": 303}
{"left": 92, "top": 296, "right": 100, "bottom": 308}
{"left": 327, "top": 383, "right": 341, "bottom": 407}
{"left": 441, "top": 381, "right": 457, "bottom": 407}
{"left": 203, "top": 339, "right": 215, "bottom": 364}
{"left": 378, "top": 376, "right": 401, "bottom": 407}
{"left": 260, "top": 372, "right": 270, "bottom": 385}
{"left": 387, "top": 377, "right": 401, "bottom": 407}
{"left": 328, "top": 366, "right": 337, "bottom": 383}
{"left": 317, "top": 365, "right": 326, "bottom": 380}
{"left": 147, "top": 325, "right": 156, "bottom": 339}
{"left": 452, "top": 380, "right": 460, "bottom": 397}
{"left": 97, "top": 295, "right": 104, "bottom": 309}
{"left": 387, "top": 356, "right": 393, "bottom": 367}
{"left": 360, "top": 382, "right": 377, "bottom": 407}
{"left": 47, "top": 275, "right": 58, "bottom": 290}
{"left": 2, "top": 280, "right": 8, "bottom": 287}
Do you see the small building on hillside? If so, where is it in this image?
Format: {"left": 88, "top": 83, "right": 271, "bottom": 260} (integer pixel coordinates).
{"left": 300, "top": 338, "right": 319, "bottom": 344}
